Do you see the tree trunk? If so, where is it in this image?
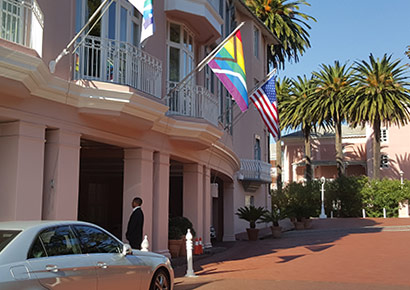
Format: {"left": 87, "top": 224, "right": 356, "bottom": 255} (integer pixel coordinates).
{"left": 276, "top": 138, "right": 282, "bottom": 190}
{"left": 335, "top": 121, "right": 345, "bottom": 178}
{"left": 304, "top": 128, "right": 312, "bottom": 182}
{"left": 372, "top": 121, "right": 381, "bottom": 180}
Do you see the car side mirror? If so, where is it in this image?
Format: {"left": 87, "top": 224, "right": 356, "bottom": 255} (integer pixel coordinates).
{"left": 122, "top": 243, "right": 133, "bottom": 256}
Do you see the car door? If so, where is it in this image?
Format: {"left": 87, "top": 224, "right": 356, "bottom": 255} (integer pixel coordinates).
{"left": 27, "top": 225, "right": 97, "bottom": 290}
{"left": 73, "top": 225, "right": 146, "bottom": 290}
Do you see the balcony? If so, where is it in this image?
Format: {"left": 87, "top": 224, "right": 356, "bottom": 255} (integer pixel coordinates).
{"left": 165, "top": 81, "right": 219, "bottom": 126}
{"left": 0, "top": 0, "right": 43, "bottom": 56}
{"left": 238, "top": 159, "right": 272, "bottom": 192}
{"left": 74, "top": 35, "right": 162, "bottom": 98}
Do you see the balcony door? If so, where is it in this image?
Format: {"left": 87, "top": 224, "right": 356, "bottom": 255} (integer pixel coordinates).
{"left": 75, "top": 0, "right": 141, "bottom": 82}
{"left": 102, "top": 0, "right": 141, "bottom": 84}
{"left": 167, "top": 22, "right": 195, "bottom": 114}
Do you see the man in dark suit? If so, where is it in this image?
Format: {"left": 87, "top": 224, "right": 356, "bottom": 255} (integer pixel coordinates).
{"left": 126, "top": 197, "right": 144, "bottom": 249}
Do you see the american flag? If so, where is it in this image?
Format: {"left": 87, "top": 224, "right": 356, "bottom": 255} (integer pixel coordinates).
{"left": 250, "top": 74, "right": 280, "bottom": 140}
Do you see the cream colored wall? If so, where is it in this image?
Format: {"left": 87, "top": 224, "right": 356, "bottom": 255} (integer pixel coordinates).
{"left": 376, "top": 124, "right": 410, "bottom": 180}
{"left": 37, "top": 0, "right": 75, "bottom": 80}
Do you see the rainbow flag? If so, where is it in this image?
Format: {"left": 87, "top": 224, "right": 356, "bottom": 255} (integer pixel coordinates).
{"left": 208, "top": 30, "right": 248, "bottom": 112}
{"left": 130, "top": 0, "right": 154, "bottom": 43}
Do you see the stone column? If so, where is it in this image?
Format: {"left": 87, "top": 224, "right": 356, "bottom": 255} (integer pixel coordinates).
{"left": 152, "top": 152, "right": 170, "bottom": 257}
{"left": 0, "top": 121, "right": 45, "bottom": 221}
{"left": 183, "top": 163, "right": 204, "bottom": 239}
{"left": 123, "top": 148, "right": 154, "bottom": 244}
{"left": 223, "top": 182, "right": 235, "bottom": 241}
{"left": 42, "top": 129, "right": 81, "bottom": 220}
{"left": 202, "top": 166, "right": 212, "bottom": 248}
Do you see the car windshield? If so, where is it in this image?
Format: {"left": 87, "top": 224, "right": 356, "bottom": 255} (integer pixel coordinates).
{"left": 0, "top": 230, "right": 21, "bottom": 253}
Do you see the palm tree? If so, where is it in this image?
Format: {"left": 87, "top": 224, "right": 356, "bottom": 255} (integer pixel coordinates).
{"left": 281, "top": 75, "right": 316, "bottom": 182}
{"left": 245, "top": 0, "right": 316, "bottom": 68}
{"left": 348, "top": 54, "right": 410, "bottom": 179}
{"left": 275, "top": 77, "right": 292, "bottom": 189}
{"left": 311, "top": 61, "right": 354, "bottom": 177}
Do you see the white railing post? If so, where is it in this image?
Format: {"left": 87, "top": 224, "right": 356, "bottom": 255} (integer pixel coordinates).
{"left": 185, "top": 229, "right": 197, "bottom": 277}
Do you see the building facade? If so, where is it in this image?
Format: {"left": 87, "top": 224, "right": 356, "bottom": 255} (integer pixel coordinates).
{"left": 274, "top": 124, "right": 410, "bottom": 184}
{"left": 0, "top": 0, "right": 278, "bottom": 256}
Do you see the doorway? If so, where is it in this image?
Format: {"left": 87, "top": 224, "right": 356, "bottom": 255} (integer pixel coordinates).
{"left": 78, "top": 139, "right": 123, "bottom": 238}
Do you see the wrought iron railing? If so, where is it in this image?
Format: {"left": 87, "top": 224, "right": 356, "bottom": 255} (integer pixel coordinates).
{"left": 165, "top": 81, "right": 219, "bottom": 126}
{"left": 0, "top": 0, "right": 43, "bottom": 56}
{"left": 239, "top": 159, "right": 272, "bottom": 183}
{"left": 74, "top": 35, "right": 162, "bottom": 98}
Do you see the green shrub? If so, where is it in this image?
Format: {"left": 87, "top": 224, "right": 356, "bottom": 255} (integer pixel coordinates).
{"left": 362, "top": 179, "right": 410, "bottom": 217}
{"left": 168, "top": 216, "right": 195, "bottom": 239}
{"left": 274, "top": 181, "right": 320, "bottom": 220}
{"left": 325, "top": 176, "right": 367, "bottom": 217}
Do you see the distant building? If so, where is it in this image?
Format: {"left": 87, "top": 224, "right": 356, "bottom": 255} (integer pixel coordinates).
{"left": 271, "top": 124, "right": 410, "bottom": 184}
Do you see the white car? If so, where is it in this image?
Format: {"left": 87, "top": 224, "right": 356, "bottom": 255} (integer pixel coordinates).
{"left": 0, "top": 221, "right": 173, "bottom": 290}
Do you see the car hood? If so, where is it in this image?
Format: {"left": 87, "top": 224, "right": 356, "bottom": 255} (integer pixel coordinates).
{"left": 131, "top": 250, "right": 167, "bottom": 260}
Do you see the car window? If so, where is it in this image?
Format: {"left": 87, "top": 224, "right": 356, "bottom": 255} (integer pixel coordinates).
{"left": 0, "top": 230, "right": 21, "bottom": 253}
{"left": 38, "top": 226, "right": 82, "bottom": 257}
{"left": 73, "top": 225, "right": 121, "bottom": 254}
{"left": 28, "top": 236, "right": 47, "bottom": 259}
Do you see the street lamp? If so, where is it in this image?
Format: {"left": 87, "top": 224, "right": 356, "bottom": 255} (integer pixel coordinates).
{"left": 319, "top": 176, "right": 327, "bottom": 219}
{"left": 400, "top": 170, "right": 404, "bottom": 185}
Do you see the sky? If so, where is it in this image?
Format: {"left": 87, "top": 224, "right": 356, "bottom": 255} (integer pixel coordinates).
{"left": 277, "top": 0, "right": 410, "bottom": 80}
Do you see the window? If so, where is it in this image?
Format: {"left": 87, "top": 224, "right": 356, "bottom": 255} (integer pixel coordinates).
{"left": 28, "top": 237, "right": 47, "bottom": 259}
{"left": 381, "top": 128, "right": 388, "bottom": 142}
{"left": 380, "top": 154, "right": 389, "bottom": 168}
{"left": 253, "top": 26, "right": 259, "bottom": 59}
{"left": 245, "top": 196, "right": 255, "bottom": 207}
{"left": 254, "top": 137, "right": 261, "bottom": 160}
{"left": 0, "top": 230, "right": 20, "bottom": 253}
{"left": 36, "top": 226, "right": 81, "bottom": 257}
{"left": 167, "top": 22, "right": 194, "bottom": 84}
{"left": 74, "top": 225, "right": 121, "bottom": 254}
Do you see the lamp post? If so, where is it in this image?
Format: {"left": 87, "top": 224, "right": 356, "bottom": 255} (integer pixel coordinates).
{"left": 400, "top": 170, "right": 404, "bottom": 185}
{"left": 319, "top": 176, "right": 327, "bottom": 219}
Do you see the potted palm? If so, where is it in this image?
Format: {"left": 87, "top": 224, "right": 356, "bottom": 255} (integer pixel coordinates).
{"left": 236, "top": 205, "right": 266, "bottom": 241}
{"left": 259, "top": 208, "right": 283, "bottom": 238}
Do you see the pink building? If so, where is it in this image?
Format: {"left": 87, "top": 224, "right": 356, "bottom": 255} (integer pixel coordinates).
{"left": 273, "top": 124, "right": 410, "bottom": 184}
{"left": 0, "top": 0, "right": 279, "bottom": 256}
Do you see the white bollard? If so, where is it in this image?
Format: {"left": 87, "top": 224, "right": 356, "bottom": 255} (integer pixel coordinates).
{"left": 330, "top": 211, "right": 333, "bottom": 219}
{"left": 383, "top": 208, "right": 387, "bottom": 218}
{"left": 185, "top": 229, "right": 197, "bottom": 277}
{"left": 362, "top": 209, "right": 366, "bottom": 218}
{"left": 141, "top": 235, "right": 149, "bottom": 252}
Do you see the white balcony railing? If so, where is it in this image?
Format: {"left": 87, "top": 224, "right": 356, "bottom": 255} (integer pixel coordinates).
{"left": 239, "top": 159, "right": 272, "bottom": 183}
{"left": 165, "top": 81, "right": 219, "bottom": 126}
{"left": 0, "top": 0, "right": 43, "bottom": 56}
{"left": 74, "top": 35, "right": 162, "bottom": 98}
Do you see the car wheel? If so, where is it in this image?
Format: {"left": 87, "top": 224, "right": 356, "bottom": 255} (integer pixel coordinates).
{"left": 150, "top": 269, "right": 170, "bottom": 290}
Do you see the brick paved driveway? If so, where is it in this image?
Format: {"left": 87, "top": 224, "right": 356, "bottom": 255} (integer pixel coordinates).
{"left": 173, "top": 218, "right": 410, "bottom": 290}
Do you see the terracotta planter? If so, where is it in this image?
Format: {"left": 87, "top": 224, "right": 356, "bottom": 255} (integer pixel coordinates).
{"left": 304, "top": 218, "right": 312, "bottom": 229}
{"left": 270, "top": 226, "right": 282, "bottom": 238}
{"left": 246, "top": 228, "right": 259, "bottom": 241}
{"left": 179, "top": 237, "right": 187, "bottom": 257}
{"left": 168, "top": 239, "right": 183, "bottom": 258}
{"left": 295, "top": 221, "right": 305, "bottom": 230}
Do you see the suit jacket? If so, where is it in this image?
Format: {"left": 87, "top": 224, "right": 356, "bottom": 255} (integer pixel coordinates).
{"left": 126, "top": 207, "right": 144, "bottom": 249}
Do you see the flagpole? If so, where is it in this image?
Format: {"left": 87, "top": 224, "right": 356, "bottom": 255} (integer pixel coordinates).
{"left": 247, "top": 68, "right": 277, "bottom": 98}
{"left": 49, "top": 0, "right": 113, "bottom": 73}
{"left": 165, "top": 21, "right": 245, "bottom": 98}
